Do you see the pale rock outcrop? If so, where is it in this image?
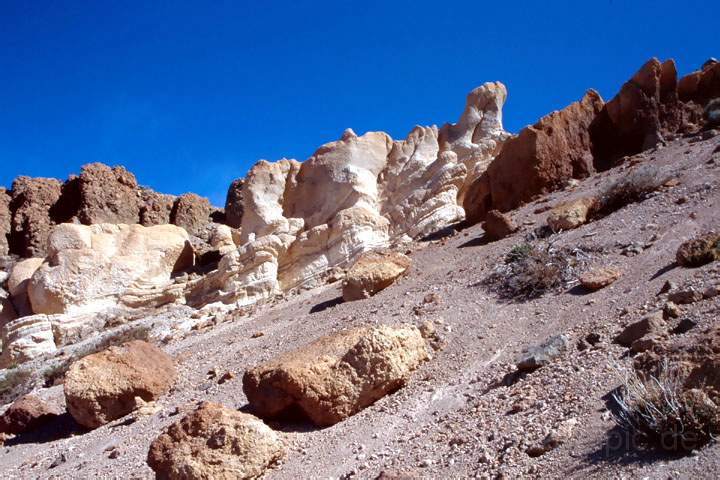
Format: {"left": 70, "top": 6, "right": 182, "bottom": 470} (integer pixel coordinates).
{"left": 0, "top": 315, "right": 57, "bottom": 368}
{"left": 208, "top": 224, "right": 238, "bottom": 256}
{"left": 7, "top": 257, "right": 45, "bottom": 317}
{"left": 243, "top": 324, "right": 428, "bottom": 426}
{"left": 147, "top": 402, "right": 284, "bottom": 480}
{"left": 27, "top": 223, "right": 193, "bottom": 315}
{"left": 342, "top": 251, "right": 411, "bottom": 302}
{"left": 64, "top": 340, "right": 176, "bottom": 429}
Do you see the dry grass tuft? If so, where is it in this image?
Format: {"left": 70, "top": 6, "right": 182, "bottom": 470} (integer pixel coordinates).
{"left": 593, "top": 164, "right": 671, "bottom": 218}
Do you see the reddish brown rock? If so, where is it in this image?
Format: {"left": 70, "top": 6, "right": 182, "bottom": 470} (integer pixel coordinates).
{"left": 171, "top": 193, "right": 212, "bottom": 237}
{"left": 76, "top": 163, "right": 142, "bottom": 225}
{"left": 0, "top": 394, "right": 62, "bottom": 435}
{"left": 147, "top": 402, "right": 284, "bottom": 480}
{"left": 10, "top": 176, "right": 63, "bottom": 257}
{"left": 224, "top": 178, "right": 245, "bottom": 229}
{"left": 243, "top": 325, "right": 429, "bottom": 426}
{"left": 0, "top": 189, "right": 10, "bottom": 256}
{"left": 64, "top": 340, "right": 176, "bottom": 429}
{"left": 579, "top": 266, "right": 621, "bottom": 290}
{"left": 140, "top": 190, "right": 176, "bottom": 226}
{"left": 676, "top": 232, "right": 720, "bottom": 267}
{"left": 462, "top": 172, "right": 492, "bottom": 225}
{"left": 486, "top": 90, "right": 604, "bottom": 212}
{"left": 678, "top": 61, "right": 720, "bottom": 107}
{"left": 481, "top": 209, "right": 517, "bottom": 240}
{"left": 614, "top": 312, "right": 666, "bottom": 347}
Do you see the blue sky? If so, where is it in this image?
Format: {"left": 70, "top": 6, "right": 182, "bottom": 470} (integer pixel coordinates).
{"left": 1, "top": 1, "right": 718, "bottom": 206}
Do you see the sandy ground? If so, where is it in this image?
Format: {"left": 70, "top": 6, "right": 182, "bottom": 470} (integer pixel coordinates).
{"left": 1, "top": 131, "right": 719, "bottom": 479}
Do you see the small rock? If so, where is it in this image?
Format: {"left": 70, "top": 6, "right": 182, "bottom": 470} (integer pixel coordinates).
{"left": 614, "top": 312, "right": 666, "bottom": 347}
{"left": 659, "top": 280, "right": 678, "bottom": 295}
{"left": 668, "top": 289, "right": 703, "bottom": 305}
{"left": 630, "top": 336, "right": 662, "bottom": 353}
{"left": 703, "top": 285, "right": 719, "bottom": 299}
{"left": 672, "top": 318, "right": 698, "bottom": 335}
{"left": 664, "top": 301, "right": 682, "bottom": 319}
{"left": 676, "top": 232, "right": 720, "bottom": 267}
{"left": 516, "top": 335, "right": 569, "bottom": 372}
{"left": 251, "top": 332, "right": 264, "bottom": 339}
{"left": 482, "top": 210, "right": 517, "bottom": 240}
{"left": 579, "top": 267, "right": 621, "bottom": 290}
{"left": 218, "top": 371, "right": 235, "bottom": 384}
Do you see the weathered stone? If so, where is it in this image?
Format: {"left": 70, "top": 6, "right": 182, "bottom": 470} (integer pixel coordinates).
{"left": 147, "top": 402, "right": 284, "bottom": 480}
{"left": 243, "top": 325, "right": 429, "bottom": 426}
{"left": 668, "top": 289, "right": 704, "bottom": 305}
{"left": 0, "top": 189, "right": 10, "bottom": 256}
{"left": 579, "top": 266, "right": 621, "bottom": 290}
{"left": 28, "top": 224, "right": 193, "bottom": 315}
{"left": 482, "top": 210, "right": 517, "bottom": 240}
{"left": 171, "top": 193, "right": 212, "bottom": 237}
{"left": 140, "top": 190, "right": 176, "bottom": 226}
{"left": 0, "top": 394, "right": 62, "bottom": 435}
{"left": 0, "top": 314, "right": 57, "bottom": 367}
{"left": 77, "top": 163, "right": 142, "bottom": 224}
{"left": 64, "top": 340, "right": 176, "bottom": 429}
{"left": 10, "top": 176, "right": 63, "bottom": 257}
{"left": 516, "top": 334, "right": 569, "bottom": 372}
{"left": 224, "top": 178, "right": 245, "bottom": 229}
{"left": 547, "top": 197, "right": 597, "bottom": 231}
{"left": 614, "top": 312, "right": 666, "bottom": 347}
{"left": 342, "top": 251, "right": 411, "bottom": 302}
{"left": 676, "top": 232, "right": 720, "bottom": 267}
{"left": 7, "top": 257, "right": 44, "bottom": 316}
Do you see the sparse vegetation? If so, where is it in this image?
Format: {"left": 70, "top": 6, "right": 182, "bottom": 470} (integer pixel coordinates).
{"left": 612, "top": 360, "right": 720, "bottom": 453}
{"left": 593, "top": 164, "right": 672, "bottom": 218}
{"left": 485, "top": 242, "right": 590, "bottom": 299}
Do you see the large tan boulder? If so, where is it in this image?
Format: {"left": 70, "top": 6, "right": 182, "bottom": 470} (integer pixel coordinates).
{"left": 7, "top": 257, "right": 44, "bottom": 316}
{"left": 10, "top": 176, "right": 63, "bottom": 257}
{"left": 27, "top": 223, "right": 193, "bottom": 315}
{"left": 77, "top": 163, "right": 142, "bottom": 224}
{"left": 243, "top": 325, "right": 429, "bottom": 426}
{"left": 64, "top": 340, "right": 176, "bottom": 429}
{"left": 147, "top": 402, "right": 284, "bottom": 480}
{"left": 342, "top": 251, "right": 411, "bottom": 302}
{"left": 547, "top": 197, "right": 597, "bottom": 231}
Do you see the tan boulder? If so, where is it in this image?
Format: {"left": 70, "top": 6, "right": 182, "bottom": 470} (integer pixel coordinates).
{"left": 547, "top": 197, "right": 597, "bottom": 231}
{"left": 342, "top": 251, "right": 411, "bottom": 302}
{"left": 27, "top": 223, "right": 193, "bottom": 315}
{"left": 481, "top": 209, "right": 517, "bottom": 240}
{"left": 7, "top": 257, "right": 45, "bottom": 316}
{"left": 243, "top": 325, "right": 429, "bottom": 426}
{"left": 64, "top": 340, "right": 176, "bottom": 429}
{"left": 615, "top": 312, "right": 666, "bottom": 347}
{"left": 579, "top": 266, "right": 621, "bottom": 290}
{"left": 147, "top": 402, "right": 284, "bottom": 480}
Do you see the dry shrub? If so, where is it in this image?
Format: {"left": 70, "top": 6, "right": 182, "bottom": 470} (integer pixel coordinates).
{"left": 612, "top": 360, "right": 720, "bottom": 452}
{"left": 593, "top": 164, "right": 671, "bottom": 218}
{"left": 486, "top": 242, "right": 589, "bottom": 299}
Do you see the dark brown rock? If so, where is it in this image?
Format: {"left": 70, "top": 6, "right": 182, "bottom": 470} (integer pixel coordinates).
{"left": 678, "top": 62, "right": 720, "bottom": 107}
{"left": 77, "top": 163, "right": 142, "bottom": 224}
{"left": 140, "top": 190, "right": 176, "bottom": 226}
{"left": 462, "top": 172, "right": 492, "bottom": 225}
{"left": 224, "top": 178, "right": 244, "bottom": 229}
{"left": 676, "top": 232, "right": 720, "bottom": 267}
{"left": 0, "top": 394, "right": 62, "bottom": 435}
{"left": 486, "top": 90, "right": 604, "bottom": 212}
{"left": 0, "top": 189, "right": 10, "bottom": 256}
{"left": 481, "top": 209, "right": 517, "bottom": 240}
{"left": 171, "top": 193, "right": 212, "bottom": 237}
{"left": 614, "top": 312, "right": 666, "bottom": 347}
{"left": 10, "top": 176, "right": 63, "bottom": 257}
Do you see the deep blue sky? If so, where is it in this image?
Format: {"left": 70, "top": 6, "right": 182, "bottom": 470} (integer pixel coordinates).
{"left": 1, "top": 1, "right": 718, "bottom": 206}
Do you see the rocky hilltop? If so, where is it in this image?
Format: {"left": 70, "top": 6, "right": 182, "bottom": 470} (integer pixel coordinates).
{"left": 0, "top": 57, "right": 719, "bottom": 479}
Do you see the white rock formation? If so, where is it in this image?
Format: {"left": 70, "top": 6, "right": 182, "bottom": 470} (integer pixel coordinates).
{"left": 27, "top": 223, "right": 193, "bottom": 315}
{"left": 0, "top": 314, "right": 56, "bottom": 368}
{"left": 194, "top": 83, "right": 508, "bottom": 308}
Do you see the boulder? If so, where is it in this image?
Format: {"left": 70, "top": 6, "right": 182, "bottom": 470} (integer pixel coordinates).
{"left": 28, "top": 223, "right": 193, "bottom": 315}
{"left": 481, "top": 210, "right": 517, "bottom": 240}
{"left": 7, "top": 257, "right": 44, "bottom": 316}
{"left": 140, "top": 190, "right": 176, "bottom": 226}
{"left": 579, "top": 266, "right": 621, "bottom": 290}
{"left": 0, "top": 394, "right": 62, "bottom": 435}
{"left": 0, "top": 189, "right": 10, "bottom": 256}
{"left": 678, "top": 61, "right": 720, "bottom": 107}
{"left": 147, "top": 402, "right": 284, "bottom": 480}
{"left": 516, "top": 334, "right": 569, "bottom": 372}
{"left": 706, "top": 98, "right": 720, "bottom": 128}
{"left": 0, "top": 314, "right": 57, "bottom": 367}
{"left": 224, "top": 178, "right": 245, "bottom": 229}
{"left": 76, "top": 163, "right": 142, "bottom": 224}
{"left": 676, "top": 232, "right": 720, "bottom": 267}
{"left": 243, "top": 325, "right": 429, "bottom": 426}
{"left": 342, "top": 251, "right": 411, "bottom": 302}
{"left": 171, "top": 193, "right": 212, "bottom": 237}
{"left": 614, "top": 312, "right": 666, "bottom": 347}
{"left": 547, "top": 197, "right": 596, "bottom": 231}
{"left": 9, "top": 176, "right": 63, "bottom": 257}
{"left": 64, "top": 340, "right": 176, "bottom": 429}
{"left": 486, "top": 90, "right": 604, "bottom": 213}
